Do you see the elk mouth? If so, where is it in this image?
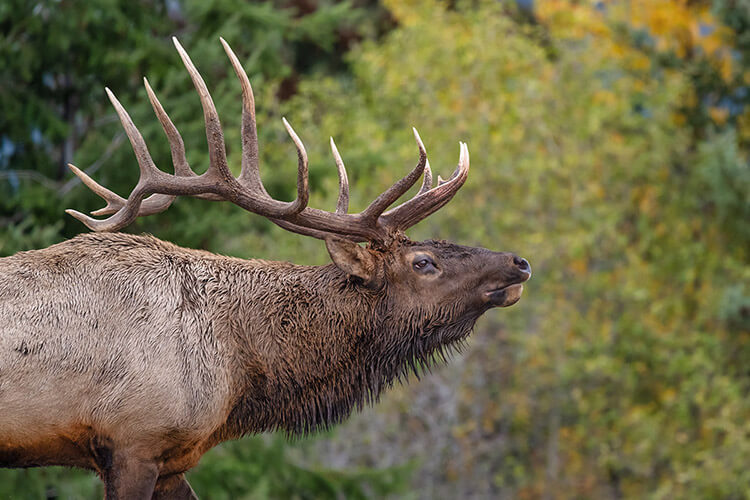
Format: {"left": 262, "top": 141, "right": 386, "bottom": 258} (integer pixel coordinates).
{"left": 484, "top": 274, "right": 531, "bottom": 308}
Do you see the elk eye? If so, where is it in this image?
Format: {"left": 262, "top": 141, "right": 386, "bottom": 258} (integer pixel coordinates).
{"left": 413, "top": 257, "right": 435, "bottom": 272}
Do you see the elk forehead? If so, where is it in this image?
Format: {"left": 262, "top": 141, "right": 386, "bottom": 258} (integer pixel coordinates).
{"left": 406, "top": 239, "right": 508, "bottom": 266}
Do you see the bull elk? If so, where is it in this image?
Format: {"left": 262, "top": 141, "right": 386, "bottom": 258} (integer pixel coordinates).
{"left": 0, "top": 38, "right": 531, "bottom": 498}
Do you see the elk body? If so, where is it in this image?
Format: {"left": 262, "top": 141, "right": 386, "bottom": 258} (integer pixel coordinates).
{"left": 0, "top": 38, "right": 531, "bottom": 499}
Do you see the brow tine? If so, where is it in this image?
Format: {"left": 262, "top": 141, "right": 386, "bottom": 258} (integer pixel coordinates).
{"left": 65, "top": 190, "right": 146, "bottom": 232}
{"left": 68, "top": 164, "right": 126, "bottom": 216}
{"left": 416, "top": 142, "right": 469, "bottom": 220}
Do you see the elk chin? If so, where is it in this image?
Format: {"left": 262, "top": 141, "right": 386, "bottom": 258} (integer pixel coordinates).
{"left": 485, "top": 283, "right": 524, "bottom": 308}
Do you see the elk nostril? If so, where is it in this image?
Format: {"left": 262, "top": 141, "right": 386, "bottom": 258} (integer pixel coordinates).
{"left": 513, "top": 256, "right": 530, "bottom": 272}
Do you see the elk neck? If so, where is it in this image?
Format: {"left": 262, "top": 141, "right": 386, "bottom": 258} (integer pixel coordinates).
{"left": 217, "top": 259, "right": 481, "bottom": 438}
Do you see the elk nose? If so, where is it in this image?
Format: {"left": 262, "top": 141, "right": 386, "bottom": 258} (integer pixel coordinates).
{"left": 513, "top": 256, "right": 531, "bottom": 274}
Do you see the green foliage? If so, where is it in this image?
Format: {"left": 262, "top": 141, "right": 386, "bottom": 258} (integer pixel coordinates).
{"left": 0, "top": 467, "right": 101, "bottom": 499}
{"left": 188, "top": 437, "right": 410, "bottom": 499}
{"left": 695, "top": 129, "right": 750, "bottom": 248}
{"left": 0, "top": 217, "right": 62, "bottom": 256}
{"left": 0, "top": 0, "right": 173, "bottom": 179}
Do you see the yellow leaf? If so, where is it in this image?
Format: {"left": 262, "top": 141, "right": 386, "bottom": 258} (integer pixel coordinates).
{"left": 708, "top": 106, "right": 729, "bottom": 125}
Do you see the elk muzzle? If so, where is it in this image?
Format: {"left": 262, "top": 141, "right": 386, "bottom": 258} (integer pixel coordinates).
{"left": 484, "top": 254, "right": 531, "bottom": 308}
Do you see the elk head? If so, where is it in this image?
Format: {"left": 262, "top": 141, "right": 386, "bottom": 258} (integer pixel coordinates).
{"left": 328, "top": 236, "right": 530, "bottom": 311}
{"left": 66, "top": 37, "right": 531, "bottom": 333}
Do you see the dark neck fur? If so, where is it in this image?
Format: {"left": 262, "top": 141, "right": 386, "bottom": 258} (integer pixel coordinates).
{"left": 220, "top": 263, "right": 480, "bottom": 438}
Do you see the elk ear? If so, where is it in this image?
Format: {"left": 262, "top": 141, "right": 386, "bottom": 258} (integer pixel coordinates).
{"left": 325, "top": 237, "right": 378, "bottom": 284}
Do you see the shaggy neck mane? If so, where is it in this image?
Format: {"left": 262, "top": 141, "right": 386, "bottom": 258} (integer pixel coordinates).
{"left": 221, "top": 261, "right": 481, "bottom": 438}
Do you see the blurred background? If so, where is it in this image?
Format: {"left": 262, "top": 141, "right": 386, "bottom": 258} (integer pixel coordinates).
{"left": 1, "top": 0, "right": 748, "bottom": 498}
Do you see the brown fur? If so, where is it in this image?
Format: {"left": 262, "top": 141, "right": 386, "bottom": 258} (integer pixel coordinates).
{"left": 0, "top": 232, "right": 529, "bottom": 498}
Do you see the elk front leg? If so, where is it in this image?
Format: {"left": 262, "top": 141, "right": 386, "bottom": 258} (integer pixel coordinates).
{"left": 152, "top": 473, "right": 198, "bottom": 500}
{"left": 102, "top": 453, "right": 159, "bottom": 500}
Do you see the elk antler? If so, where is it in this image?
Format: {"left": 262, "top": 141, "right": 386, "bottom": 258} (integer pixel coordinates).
{"left": 67, "top": 37, "right": 470, "bottom": 243}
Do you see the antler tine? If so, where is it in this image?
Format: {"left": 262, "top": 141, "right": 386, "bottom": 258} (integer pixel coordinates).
{"left": 220, "top": 37, "right": 309, "bottom": 214}
{"left": 280, "top": 117, "right": 310, "bottom": 212}
{"left": 145, "top": 77, "right": 226, "bottom": 206}
{"left": 418, "top": 159, "right": 433, "bottom": 196}
{"left": 143, "top": 77, "right": 195, "bottom": 178}
{"left": 329, "top": 137, "right": 349, "bottom": 214}
{"left": 67, "top": 164, "right": 127, "bottom": 216}
{"left": 68, "top": 39, "right": 317, "bottom": 233}
{"left": 66, "top": 193, "right": 150, "bottom": 232}
{"left": 219, "top": 37, "right": 261, "bottom": 191}
{"left": 172, "top": 37, "right": 235, "bottom": 185}
{"left": 360, "top": 127, "right": 428, "bottom": 221}
{"left": 380, "top": 142, "right": 470, "bottom": 231}
{"left": 144, "top": 76, "right": 225, "bottom": 205}
{"left": 132, "top": 77, "right": 205, "bottom": 215}
{"left": 375, "top": 140, "right": 432, "bottom": 213}
{"left": 66, "top": 82, "right": 186, "bottom": 220}
{"left": 106, "top": 88, "right": 160, "bottom": 182}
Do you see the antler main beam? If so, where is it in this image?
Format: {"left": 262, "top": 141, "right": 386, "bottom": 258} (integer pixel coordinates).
{"left": 67, "top": 38, "right": 470, "bottom": 243}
